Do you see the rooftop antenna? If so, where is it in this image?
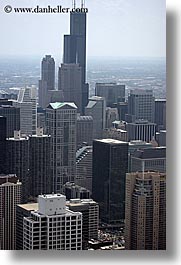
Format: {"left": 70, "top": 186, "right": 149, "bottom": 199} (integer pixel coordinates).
{"left": 81, "top": 0, "right": 85, "bottom": 8}
{"left": 72, "top": 0, "right": 76, "bottom": 9}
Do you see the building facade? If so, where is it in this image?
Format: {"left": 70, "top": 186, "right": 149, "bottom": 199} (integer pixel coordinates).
{"left": 23, "top": 194, "right": 82, "bottom": 250}
{"left": 128, "top": 89, "right": 155, "bottom": 123}
{"left": 92, "top": 139, "right": 128, "bottom": 225}
{"left": 125, "top": 172, "right": 166, "bottom": 250}
{"left": 0, "top": 174, "right": 22, "bottom": 250}
{"left": 46, "top": 102, "right": 77, "bottom": 193}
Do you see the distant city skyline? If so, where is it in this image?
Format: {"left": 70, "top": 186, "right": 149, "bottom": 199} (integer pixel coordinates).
{"left": 0, "top": 0, "right": 166, "bottom": 59}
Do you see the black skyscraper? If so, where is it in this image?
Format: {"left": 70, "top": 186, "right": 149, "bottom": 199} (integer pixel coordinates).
{"left": 63, "top": 10, "right": 88, "bottom": 114}
{"left": 92, "top": 139, "right": 128, "bottom": 225}
{"left": 0, "top": 116, "right": 7, "bottom": 174}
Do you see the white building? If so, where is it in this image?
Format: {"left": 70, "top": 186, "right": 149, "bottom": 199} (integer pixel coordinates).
{"left": 23, "top": 194, "right": 82, "bottom": 250}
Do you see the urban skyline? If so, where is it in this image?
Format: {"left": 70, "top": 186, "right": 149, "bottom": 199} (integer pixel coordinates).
{"left": 0, "top": 0, "right": 166, "bottom": 251}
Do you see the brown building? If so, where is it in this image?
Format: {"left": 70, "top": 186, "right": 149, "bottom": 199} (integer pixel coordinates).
{"left": 125, "top": 171, "right": 166, "bottom": 250}
{"left": 0, "top": 174, "right": 22, "bottom": 250}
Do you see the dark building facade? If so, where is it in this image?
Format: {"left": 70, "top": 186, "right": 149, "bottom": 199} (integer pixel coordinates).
{"left": 29, "top": 129, "right": 51, "bottom": 198}
{"left": 92, "top": 139, "right": 128, "bottom": 225}
{"left": 155, "top": 99, "right": 166, "bottom": 131}
{"left": 0, "top": 116, "right": 6, "bottom": 174}
{"left": 63, "top": 10, "right": 88, "bottom": 114}
{"left": 6, "top": 132, "right": 29, "bottom": 202}
{"left": 0, "top": 105, "right": 20, "bottom": 138}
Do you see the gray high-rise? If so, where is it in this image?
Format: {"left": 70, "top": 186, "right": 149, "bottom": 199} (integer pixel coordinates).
{"left": 85, "top": 96, "right": 106, "bottom": 139}
{"left": 39, "top": 55, "right": 55, "bottom": 109}
{"left": 95, "top": 83, "right": 125, "bottom": 107}
{"left": 58, "top": 63, "right": 82, "bottom": 113}
{"left": 46, "top": 102, "right": 77, "bottom": 193}
{"left": 128, "top": 89, "right": 155, "bottom": 122}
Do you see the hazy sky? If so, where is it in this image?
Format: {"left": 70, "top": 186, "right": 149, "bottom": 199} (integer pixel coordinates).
{"left": 0, "top": 0, "right": 166, "bottom": 61}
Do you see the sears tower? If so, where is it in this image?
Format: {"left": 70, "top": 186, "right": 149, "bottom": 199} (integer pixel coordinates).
{"left": 61, "top": 3, "right": 89, "bottom": 114}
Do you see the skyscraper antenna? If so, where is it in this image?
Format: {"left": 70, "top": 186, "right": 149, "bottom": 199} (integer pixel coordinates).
{"left": 72, "top": 0, "right": 76, "bottom": 9}
{"left": 81, "top": 0, "right": 84, "bottom": 8}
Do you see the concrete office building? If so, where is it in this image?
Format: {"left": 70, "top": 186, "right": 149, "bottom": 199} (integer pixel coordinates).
{"left": 39, "top": 55, "right": 55, "bottom": 109}
{"left": 46, "top": 102, "right": 77, "bottom": 193}
{"left": 77, "top": 115, "right": 93, "bottom": 149}
{"left": 0, "top": 104, "right": 20, "bottom": 138}
{"left": 131, "top": 147, "right": 166, "bottom": 173}
{"left": 16, "top": 203, "right": 38, "bottom": 250}
{"left": 14, "top": 86, "right": 37, "bottom": 136}
{"left": 0, "top": 174, "right": 22, "bottom": 250}
{"left": 126, "top": 119, "right": 156, "bottom": 142}
{"left": 85, "top": 96, "right": 106, "bottom": 139}
{"left": 125, "top": 171, "right": 166, "bottom": 250}
{"left": 67, "top": 198, "right": 99, "bottom": 249}
{"left": 76, "top": 145, "right": 93, "bottom": 192}
{"left": 92, "top": 139, "right": 128, "bottom": 225}
{"left": 58, "top": 63, "right": 82, "bottom": 113}
{"left": 29, "top": 128, "right": 52, "bottom": 198}
{"left": 23, "top": 194, "right": 82, "bottom": 250}
{"left": 95, "top": 83, "right": 125, "bottom": 107}
{"left": 6, "top": 131, "right": 29, "bottom": 202}
{"left": 128, "top": 89, "right": 155, "bottom": 122}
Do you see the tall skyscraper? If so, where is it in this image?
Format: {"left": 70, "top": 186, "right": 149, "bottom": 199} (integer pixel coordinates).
{"left": 39, "top": 55, "right": 55, "bottom": 109}
{"left": 58, "top": 63, "right": 82, "bottom": 113}
{"left": 92, "top": 139, "right": 128, "bottom": 225}
{"left": 76, "top": 145, "right": 92, "bottom": 192}
{"left": 29, "top": 128, "right": 52, "bottom": 198}
{"left": 0, "top": 174, "right": 22, "bottom": 250}
{"left": 23, "top": 194, "right": 82, "bottom": 250}
{"left": 155, "top": 99, "right": 166, "bottom": 131}
{"left": 67, "top": 198, "right": 99, "bottom": 250}
{"left": 128, "top": 89, "right": 155, "bottom": 122}
{"left": 46, "top": 102, "right": 77, "bottom": 193}
{"left": 76, "top": 115, "right": 93, "bottom": 149}
{"left": 14, "top": 86, "right": 37, "bottom": 136}
{"left": 63, "top": 8, "right": 88, "bottom": 113}
{"left": 6, "top": 131, "right": 29, "bottom": 202}
{"left": 95, "top": 83, "right": 125, "bottom": 107}
{"left": 0, "top": 104, "right": 20, "bottom": 138}
{"left": 85, "top": 96, "right": 106, "bottom": 139}
{"left": 125, "top": 172, "right": 166, "bottom": 250}
{"left": 0, "top": 116, "right": 6, "bottom": 174}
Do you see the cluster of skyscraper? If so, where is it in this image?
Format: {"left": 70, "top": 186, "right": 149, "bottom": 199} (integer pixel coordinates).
{"left": 0, "top": 6, "right": 166, "bottom": 250}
